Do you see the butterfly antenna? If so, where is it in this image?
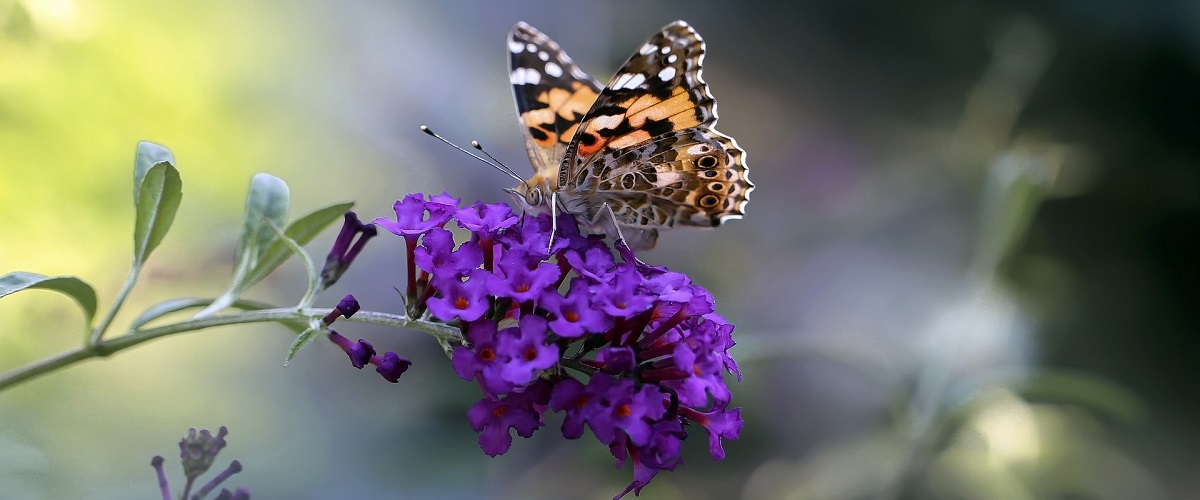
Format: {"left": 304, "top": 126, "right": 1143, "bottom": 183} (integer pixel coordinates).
{"left": 420, "top": 125, "right": 524, "bottom": 184}
{"left": 470, "top": 140, "right": 524, "bottom": 184}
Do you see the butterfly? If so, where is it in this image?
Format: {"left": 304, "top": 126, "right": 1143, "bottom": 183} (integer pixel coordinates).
{"left": 503, "top": 20, "right": 752, "bottom": 251}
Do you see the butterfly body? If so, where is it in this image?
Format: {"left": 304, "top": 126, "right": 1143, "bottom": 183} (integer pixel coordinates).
{"left": 507, "top": 21, "right": 751, "bottom": 250}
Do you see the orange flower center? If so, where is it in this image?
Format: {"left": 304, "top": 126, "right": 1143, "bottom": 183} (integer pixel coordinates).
{"left": 615, "top": 404, "right": 632, "bottom": 419}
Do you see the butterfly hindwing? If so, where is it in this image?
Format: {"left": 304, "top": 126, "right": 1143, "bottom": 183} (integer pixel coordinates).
{"left": 567, "top": 127, "right": 750, "bottom": 230}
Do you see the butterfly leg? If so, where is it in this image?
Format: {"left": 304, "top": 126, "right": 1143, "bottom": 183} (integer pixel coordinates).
{"left": 547, "top": 191, "right": 559, "bottom": 253}
{"left": 596, "top": 202, "right": 650, "bottom": 263}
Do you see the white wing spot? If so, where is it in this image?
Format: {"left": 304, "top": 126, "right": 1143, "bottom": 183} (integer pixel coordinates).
{"left": 589, "top": 114, "right": 622, "bottom": 130}
{"left": 510, "top": 68, "right": 541, "bottom": 85}
{"left": 544, "top": 62, "right": 563, "bottom": 77}
{"left": 613, "top": 72, "right": 646, "bottom": 90}
{"left": 538, "top": 51, "right": 549, "bottom": 61}
{"left": 660, "top": 45, "right": 671, "bottom": 54}
{"left": 526, "top": 43, "right": 537, "bottom": 53}
{"left": 667, "top": 54, "right": 678, "bottom": 64}
{"left": 508, "top": 39, "right": 525, "bottom": 53}
{"left": 639, "top": 43, "right": 658, "bottom": 55}
{"left": 657, "top": 67, "right": 676, "bottom": 81}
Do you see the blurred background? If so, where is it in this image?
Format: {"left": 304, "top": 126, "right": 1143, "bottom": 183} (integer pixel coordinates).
{"left": 1, "top": 0, "right": 1198, "bottom": 498}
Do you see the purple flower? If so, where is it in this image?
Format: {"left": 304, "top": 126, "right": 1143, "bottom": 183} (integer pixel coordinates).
{"left": 426, "top": 270, "right": 490, "bottom": 322}
{"left": 680, "top": 405, "right": 742, "bottom": 460}
{"left": 452, "top": 321, "right": 517, "bottom": 395}
{"left": 643, "top": 271, "right": 693, "bottom": 303}
{"left": 485, "top": 248, "right": 560, "bottom": 302}
{"left": 373, "top": 352, "right": 413, "bottom": 383}
{"left": 372, "top": 193, "right": 455, "bottom": 237}
{"left": 320, "top": 211, "right": 377, "bottom": 289}
{"left": 323, "top": 294, "right": 361, "bottom": 325}
{"left": 541, "top": 278, "right": 612, "bottom": 338}
{"left": 595, "top": 267, "right": 655, "bottom": 319}
{"left": 495, "top": 212, "right": 576, "bottom": 258}
{"left": 455, "top": 201, "right": 518, "bottom": 238}
{"left": 564, "top": 239, "right": 617, "bottom": 281}
{"left": 413, "top": 228, "right": 484, "bottom": 278}
{"left": 613, "top": 419, "right": 686, "bottom": 499}
{"left": 328, "top": 330, "right": 375, "bottom": 369}
{"left": 587, "top": 378, "right": 666, "bottom": 446}
{"left": 373, "top": 193, "right": 458, "bottom": 299}
{"left": 597, "top": 346, "right": 637, "bottom": 374}
{"left": 428, "top": 192, "right": 461, "bottom": 210}
{"left": 549, "top": 377, "right": 590, "bottom": 439}
{"left": 497, "top": 315, "right": 560, "bottom": 386}
{"left": 466, "top": 393, "right": 543, "bottom": 457}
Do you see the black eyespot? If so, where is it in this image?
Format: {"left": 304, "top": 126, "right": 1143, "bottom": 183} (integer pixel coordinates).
{"left": 697, "top": 155, "right": 718, "bottom": 169}
{"left": 702, "top": 170, "right": 718, "bottom": 178}
{"left": 709, "top": 182, "right": 724, "bottom": 192}
{"left": 700, "top": 194, "right": 719, "bottom": 208}
{"left": 621, "top": 173, "right": 636, "bottom": 190}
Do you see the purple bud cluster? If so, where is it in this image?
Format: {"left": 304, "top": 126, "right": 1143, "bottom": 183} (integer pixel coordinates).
{"left": 151, "top": 427, "right": 249, "bottom": 500}
{"left": 325, "top": 294, "right": 412, "bottom": 383}
{"left": 372, "top": 193, "right": 743, "bottom": 498}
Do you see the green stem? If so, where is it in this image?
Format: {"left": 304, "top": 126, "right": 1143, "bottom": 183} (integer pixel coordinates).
{"left": 0, "top": 308, "right": 461, "bottom": 392}
{"left": 89, "top": 267, "right": 139, "bottom": 345}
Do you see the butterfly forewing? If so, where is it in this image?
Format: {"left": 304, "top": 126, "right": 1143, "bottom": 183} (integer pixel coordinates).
{"left": 565, "top": 21, "right": 717, "bottom": 175}
{"left": 507, "top": 22, "right": 603, "bottom": 181}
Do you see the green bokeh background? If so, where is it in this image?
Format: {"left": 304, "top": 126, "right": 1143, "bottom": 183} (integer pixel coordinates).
{"left": 2, "top": 1, "right": 1197, "bottom": 499}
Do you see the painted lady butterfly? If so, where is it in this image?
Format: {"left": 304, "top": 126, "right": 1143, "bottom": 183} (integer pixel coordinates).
{"left": 504, "top": 20, "right": 752, "bottom": 250}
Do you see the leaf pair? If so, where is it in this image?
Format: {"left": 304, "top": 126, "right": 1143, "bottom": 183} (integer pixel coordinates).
{"left": 2, "top": 141, "right": 351, "bottom": 342}
{"left": 0, "top": 142, "right": 181, "bottom": 336}
{"left": 196, "top": 175, "right": 353, "bottom": 318}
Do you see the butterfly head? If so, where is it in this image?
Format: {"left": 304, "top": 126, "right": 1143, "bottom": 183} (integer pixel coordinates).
{"left": 503, "top": 175, "right": 554, "bottom": 215}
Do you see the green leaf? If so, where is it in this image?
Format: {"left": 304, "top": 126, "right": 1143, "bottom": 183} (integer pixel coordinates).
{"left": 1015, "top": 369, "right": 1147, "bottom": 425}
{"left": 239, "top": 201, "right": 354, "bottom": 292}
{"left": 973, "top": 151, "right": 1056, "bottom": 274}
{"left": 234, "top": 174, "right": 290, "bottom": 266}
{"left": 285, "top": 327, "right": 323, "bottom": 365}
{"left": 132, "top": 297, "right": 269, "bottom": 329}
{"left": 264, "top": 219, "right": 320, "bottom": 309}
{"left": 131, "top": 142, "right": 182, "bottom": 267}
{"left": 0, "top": 272, "right": 98, "bottom": 326}
{"left": 195, "top": 175, "right": 289, "bottom": 317}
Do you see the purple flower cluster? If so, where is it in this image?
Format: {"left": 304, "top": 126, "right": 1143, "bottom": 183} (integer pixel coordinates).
{"left": 151, "top": 427, "right": 249, "bottom": 500}
{"left": 374, "top": 193, "right": 744, "bottom": 498}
